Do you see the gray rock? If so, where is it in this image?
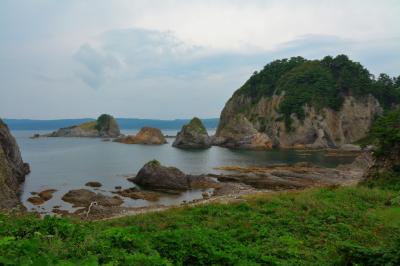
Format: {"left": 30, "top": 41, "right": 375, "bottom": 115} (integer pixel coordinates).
{"left": 132, "top": 160, "right": 219, "bottom": 190}
{"left": 132, "top": 160, "right": 189, "bottom": 190}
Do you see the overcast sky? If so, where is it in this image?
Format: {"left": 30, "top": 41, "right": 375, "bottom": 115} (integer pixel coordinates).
{"left": 1, "top": 0, "right": 399, "bottom": 119}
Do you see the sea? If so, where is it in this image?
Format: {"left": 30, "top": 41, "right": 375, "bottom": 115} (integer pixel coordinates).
{"left": 12, "top": 129, "right": 356, "bottom": 214}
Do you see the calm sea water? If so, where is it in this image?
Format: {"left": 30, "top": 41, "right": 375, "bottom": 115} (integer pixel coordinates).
{"left": 13, "top": 129, "right": 356, "bottom": 214}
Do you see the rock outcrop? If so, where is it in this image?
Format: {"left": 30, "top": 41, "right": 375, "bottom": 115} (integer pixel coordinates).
{"left": 46, "top": 114, "right": 120, "bottom": 138}
{"left": 173, "top": 117, "right": 212, "bottom": 149}
{"left": 114, "top": 127, "right": 167, "bottom": 145}
{"left": 131, "top": 160, "right": 219, "bottom": 190}
{"left": 0, "top": 119, "right": 30, "bottom": 209}
{"left": 216, "top": 94, "right": 381, "bottom": 149}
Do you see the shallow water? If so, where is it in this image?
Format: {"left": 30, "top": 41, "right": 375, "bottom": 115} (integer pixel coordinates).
{"left": 13, "top": 129, "right": 356, "bottom": 214}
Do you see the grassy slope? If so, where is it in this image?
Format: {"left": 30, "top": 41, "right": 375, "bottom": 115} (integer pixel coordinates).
{"left": 1, "top": 181, "right": 400, "bottom": 265}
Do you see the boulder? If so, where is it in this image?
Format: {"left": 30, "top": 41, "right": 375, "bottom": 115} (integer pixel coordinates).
{"left": 114, "top": 127, "right": 167, "bottom": 145}
{"left": 61, "top": 189, "right": 123, "bottom": 207}
{"left": 85, "top": 181, "right": 102, "bottom": 188}
{"left": 131, "top": 160, "right": 220, "bottom": 191}
{"left": 0, "top": 119, "right": 30, "bottom": 209}
{"left": 38, "top": 189, "right": 57, "bottom": 201}
{"left": 173, "top": 117, "right": 212, "bottom": 149}
{"left": 132, "top": 160, "right": 189, "bottom": 190}
{"left": 27, "top": 196, "right": 45, "bottom": 205}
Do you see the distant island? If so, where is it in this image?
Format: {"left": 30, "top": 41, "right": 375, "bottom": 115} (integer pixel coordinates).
{"left": 3, "top": 117, "right": 219, "bottom": 130}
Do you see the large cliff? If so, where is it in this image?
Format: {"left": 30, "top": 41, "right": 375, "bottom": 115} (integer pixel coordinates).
{"left": 215, "top": 55, "right": 398, "bottom": 149}
{"left": 0, "top": 119, "right": 30, "bottom": 209}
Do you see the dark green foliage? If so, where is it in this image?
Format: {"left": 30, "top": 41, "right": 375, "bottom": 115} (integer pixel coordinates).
{"left": 235, "top": 55, "right": 400, "bottom": 126}
{"left": 235, "top": 56, "right": 306, "bottom": 100}
{"left": 370, "top": 109, "right": 400, "bottom": 157}
{"left": 95, "top": 114, "right": 114, "bottom": 132}
{"left": 277, "top": 61, "right": 342, "bottom": 128}
{"left": 371, "top": 74, "right": 400, "bottom": 110}
{"left": 1, "top": 180, "right": 400, "bottom": 265}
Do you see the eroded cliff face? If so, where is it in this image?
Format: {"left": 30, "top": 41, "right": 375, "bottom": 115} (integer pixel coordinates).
{"left": 0, "top": 119, "right": 30, "bottom": 209}
{"left": 215, "top": 94, "right": 382, "bottom": 149}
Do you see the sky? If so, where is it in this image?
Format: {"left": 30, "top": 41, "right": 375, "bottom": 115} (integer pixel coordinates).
{"left": 1, "top": 0, "right": 399, "bottom": 119}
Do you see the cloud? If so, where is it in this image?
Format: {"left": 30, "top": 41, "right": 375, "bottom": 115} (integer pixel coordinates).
{"left": 74, "top": 28, "right": 400, "bottom": 90}
{"left": 1, "top": 1, "right": 399, "bottom": 119}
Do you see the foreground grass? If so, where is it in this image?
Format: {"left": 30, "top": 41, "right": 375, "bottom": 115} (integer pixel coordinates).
{"left": 1, "top": 179, "right": 400, "bottom": 265}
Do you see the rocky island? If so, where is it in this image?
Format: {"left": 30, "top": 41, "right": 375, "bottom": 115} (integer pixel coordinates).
{"left": 0, "top": 119, "right": 30, "bottom": 209}
{"left": 114, "top": 127, "right": 167, "bottom": 144}
{"left": 43, "top": 114, "right": 120, "bottom": 138}
{"left": 214, "top": 55, "right": 385, "bottom": 149}
{"left": 173, "top": 117, "right": 212, "bottom": 149}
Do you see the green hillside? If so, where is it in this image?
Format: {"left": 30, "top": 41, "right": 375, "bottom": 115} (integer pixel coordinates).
{"left": 235, "top": 55, "right": 400, "bottom": 127}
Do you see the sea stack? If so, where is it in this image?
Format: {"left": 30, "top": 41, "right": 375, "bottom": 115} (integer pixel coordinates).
{"left": 0, "top": 119, "right": 30, "bottom": 209}
{"left": 173, "top": 117, "right": 212, "bottom": 149}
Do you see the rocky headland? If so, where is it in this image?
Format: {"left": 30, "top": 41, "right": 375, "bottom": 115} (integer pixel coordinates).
{"left": 214, "top": 56, "right": 383, "bottom": 150}
{"left": 0, "top": 119, "right": 30, "bottom": 209}
{"left": 173, "top": 117, "right": 212, "bottom": 149}
{"left": 42, "top": 114, "right": 120, "bottom": 138}
{"left": 114, "top": 127, "right": 167, "bottom": 144}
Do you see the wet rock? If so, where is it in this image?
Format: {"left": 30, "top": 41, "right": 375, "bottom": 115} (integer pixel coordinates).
{"left": 114, "top": 127, "right": 167, "bottom": 145}
{"left": 62, "top": 189, "right": 123, "bottom": 207}
{"left": 38, "top": 189, "right": 57, "bottom": 201}
{"left": 173, "top": 117, "right": 212, "bottom": 149}
{"left": 27, "top": 196, "right": 45, "bottom": 205}
{"left": 116, "top": 187, "right": 160, "bottom": 201}
{"left": 85, "top": 181, "right": 102, "bottom": 188}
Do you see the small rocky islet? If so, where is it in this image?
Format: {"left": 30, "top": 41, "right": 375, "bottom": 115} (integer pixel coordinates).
{"left": 33, "top": 114, "right": 121, "bottom": 138}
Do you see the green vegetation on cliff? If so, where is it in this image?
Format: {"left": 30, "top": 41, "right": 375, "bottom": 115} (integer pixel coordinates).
{"left": 369, "top": 108, "right": 400, "bottom": 158}
{"left": 183, "top": 117, "right": 207, "bottom": 135}
{"left": 235, "top": 55, "right": 400, "bottom": 127}
{"left": 1, "top": 179, "right": 400, "bottom": 265}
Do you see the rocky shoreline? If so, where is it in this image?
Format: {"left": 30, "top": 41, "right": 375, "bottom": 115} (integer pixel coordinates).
{"left": 38, "top": 151, "right": 371, "bottom": 220}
